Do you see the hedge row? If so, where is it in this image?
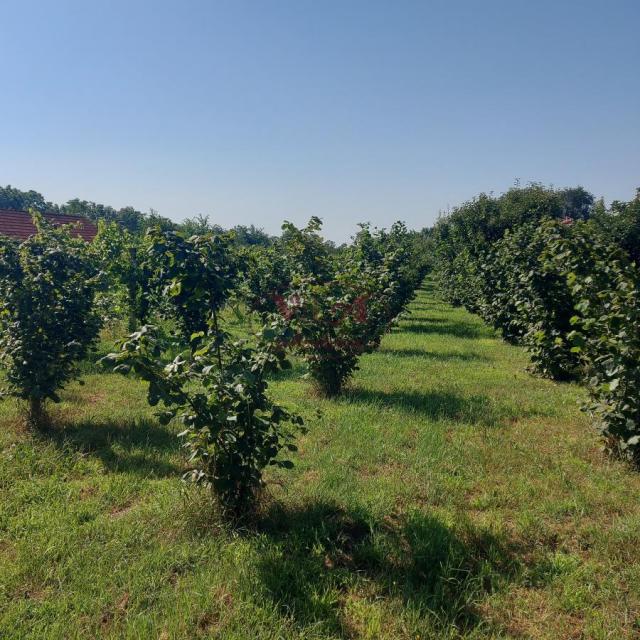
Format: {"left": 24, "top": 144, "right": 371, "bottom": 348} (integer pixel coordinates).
{"left": 433, "top": 185, "right": 640, "bottom": 462}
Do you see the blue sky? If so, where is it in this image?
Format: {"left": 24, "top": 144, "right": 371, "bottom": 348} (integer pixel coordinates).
{"left": 1, "top": 0, "right": 638, "bottom": 241}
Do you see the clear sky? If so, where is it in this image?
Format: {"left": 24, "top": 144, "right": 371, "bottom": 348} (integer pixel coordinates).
{"left": 1, "top": 0, "right": 638, "bottom": 242}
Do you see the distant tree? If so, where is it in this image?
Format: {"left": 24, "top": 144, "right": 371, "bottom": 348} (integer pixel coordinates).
{"left": 594, "top": 188, "right": 640, "bottom": 264}
{"left": 179, "top": 216, "right": 274, "bottom": 247}
{"left": 61, "top": 201, "right": 175, "bottom": 234}
{"left": 108, "top": 205, "right": 144, "bottom": 233}
{"left": 144, "top": 208, "right": 175, "bottom": 232}
{"left": 559, "top": 186, "right": 594, "bottom": 220}
{"left": 180, "top": 214, "right": 221, "bottom": 236}
{"left": 231, "top": 224, "right": 273, "bottom": 247}
{"left": 0, "top": 185, "right": 55, "bottom": 212}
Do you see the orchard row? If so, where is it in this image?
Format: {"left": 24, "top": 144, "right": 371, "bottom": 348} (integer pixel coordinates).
{"left": 433, "top": 185, "right": 640, "bottom": 463}
{"left": 0, "top": 214, "right": 426, "bottom": 514}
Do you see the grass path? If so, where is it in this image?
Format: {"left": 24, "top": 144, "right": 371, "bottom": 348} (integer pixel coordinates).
{"left": 1, "top": 282, "right": 639, "bottom": 639}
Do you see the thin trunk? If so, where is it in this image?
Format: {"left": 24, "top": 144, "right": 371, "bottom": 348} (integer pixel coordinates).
{"left": 127, "top": 303, "right": 137, "bottom": 333}
{"left": 27, "top": 397, "right": 48, "bottom": 430}
{"left": 212, "top": 308, "right": 223, "bottom": 371}
{"left": 127, "top": 247, "right": 138, "bottom": 333}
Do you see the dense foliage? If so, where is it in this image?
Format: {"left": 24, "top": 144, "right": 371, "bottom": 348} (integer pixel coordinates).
{"left": 591, "top": 188, "right": 640, "bottom": 264}
{"left": 181, "top": 214, "right": 275, "bottom": 247}
{"left": 92, "top": 221, "right": 153, "bottom": 330}
{"left": 0, "top": 214, "right": 102, "bottom": 427}
{"left": 145, "top": 228, "right": 238, "bottom": 343}
{"left": 433, "top": 184, "right": 640, "bottom": 461}
{"left": 433, "top": 185, "right": 590, "bottom": 312}
{"left": 0, "top": 185, "right": 56, "bottom": 212}
{"left": 281, "top": 269, "right": 384, "bottom": 396}
{"left": 242, "top": 244, "right": 292, "bottom": 316}
{"left": 542, "top": 225, "right": 640, "bottom": 462}
{"left": 573, "top": 261, "right": 640, "bottom": 462}
{"left": 100, "top": 223, "right": 315, "bottom": 513}
{"left": 351, "top": 221, "right": 426, "bottom": 324}
{"left": 488, "top": 220, "right": 581, "bottom": 380}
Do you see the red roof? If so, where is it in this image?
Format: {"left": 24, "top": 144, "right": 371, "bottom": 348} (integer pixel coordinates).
{"left": 0, "top": 209, "right": 98, "bottom": 242}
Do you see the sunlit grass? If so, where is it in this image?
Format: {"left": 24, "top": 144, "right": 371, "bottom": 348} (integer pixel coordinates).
{"left": 1, "top": 282, "right": 639, "bottom": 638}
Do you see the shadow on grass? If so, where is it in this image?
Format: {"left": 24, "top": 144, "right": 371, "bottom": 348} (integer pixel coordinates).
{"left": 344, "top": 388, "right": 500, "bottom": 426}
{"left": 405, "top": 303, "right": 441, "bottom": 311}
{"left": 401, "top": 316, "right": 450, "bottom": 324}
{"left": 47, "top": 417, "right": 181, "bottom": 478}
{"left": 254, "top": 500, "right": 522, "bottom": 636}
{"left": 378, "top": 347, "right": 491, "bottom": 362}
{"left": 395, "top": 319, "right": 494, "bottom": 339}
{"left": 267, "top": 360, "right": 307, "bottom": 383}
{"left": 77, "top": 346, "right": 119, "bottom": 376}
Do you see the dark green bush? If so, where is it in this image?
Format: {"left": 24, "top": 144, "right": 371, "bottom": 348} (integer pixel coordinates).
{"left": 351, "top": 221, "right": 426, "bottom": 324}
{"left": 473, "top": 220, "right": 581, "bottom": 379}
{"left": 241, "top": 244, "right": 293, "bottom": 317}
{"left": 477, "top": 229, "right": 531, "bottom": 344}
{"left": 546, "top": 225, "right": 640, "bottom": 461}
{"left": 0, "top": 214, "right": 102, "bottom": 428}
{"left": 519, "top": 220, "right": 582, "bottom": 380}
{"left": 433, "top": 185, "right": 640, "bottom": 460}
{"left": 433, "top": 184, "right": 593, "bottom": 312}
{"left": 591, "top": 188, "right": 640, "bottom": 264}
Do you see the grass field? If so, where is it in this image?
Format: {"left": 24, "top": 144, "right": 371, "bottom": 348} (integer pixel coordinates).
{"left": 1, "top": 282, "right": 639, "bottom": 639}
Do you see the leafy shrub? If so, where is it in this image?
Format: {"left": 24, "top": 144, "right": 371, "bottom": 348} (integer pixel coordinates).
{"left": 106, "top": 320, "right": 305, "bottom": 514}
{"left": 241, "top": 217, "right": 340, "bottom": 319}
{"left": 477, "top": 229, "right": 531, "bottom": 343}
{"left": 272, "top": 219, "right": 424, "bottom": 396}
{"left": 273, "top": 220, "right": 395, "bottom": 396}
{"left": 441, "top": 248, "right": 485, "bottom": 313}
{"left": 477, "top": 219, "right": 580, "bottom": 379}
{"left": 280, "top": 216, "right": 334, "bottom": 284}
{"left": 280, "top": 275, "right": 377, "bottom": 396}
{"left": 353, "top": 221, "right": 427, "bottom": 323}
{"left": 92, "top": 221, "right": 153, "bottom": 330}
{"left": 435, "top": 184, "right": 640, "bottom": 459}
{"left": 106, "top": 224, "right": 305, "bottom": 514}
{"left": 518, "top": 220, "right": 583, "bottom": 380}
{"left": 546, "top": 225, "right": 640, "bottom": 461}
{"left": 145, "top": 228, "right": 238, "bottom": 343}
{"left": 591, "top": 188, "right": 640, "bottom": 264}
{"left": 241, "top": 244, "right": 293, "bottom": 317}
{"left": 0, "top": 214, "right": 101, "bottom": 428}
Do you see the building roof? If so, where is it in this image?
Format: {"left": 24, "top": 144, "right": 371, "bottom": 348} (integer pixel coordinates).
{"left": 0, "top": 209, "right": 98, "bottom": 242}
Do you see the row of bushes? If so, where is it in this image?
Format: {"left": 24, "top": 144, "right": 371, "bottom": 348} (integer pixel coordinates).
{"left": 433, "top": 184, "right": 640, "bottom": 462}
{"left": 0, "top": 213, "right": 426, "bottom": 514}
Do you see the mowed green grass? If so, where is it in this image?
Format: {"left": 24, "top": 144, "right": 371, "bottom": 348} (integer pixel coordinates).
{"left": 1, "top": 282, "right": 639, "bottom": 639}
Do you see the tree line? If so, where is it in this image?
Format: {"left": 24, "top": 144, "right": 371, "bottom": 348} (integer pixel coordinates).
{"left": 0, "top": 184, "right": 275, "bottom": 246}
